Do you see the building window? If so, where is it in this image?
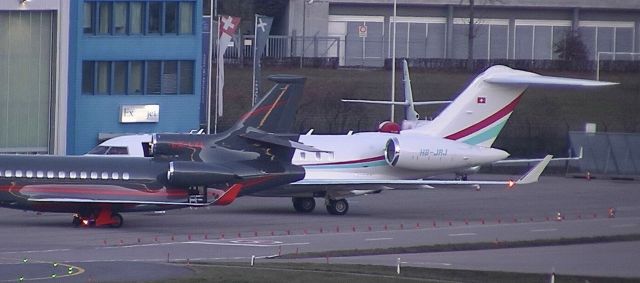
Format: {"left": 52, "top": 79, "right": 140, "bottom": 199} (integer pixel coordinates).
{"left": 97, "top": 61, "right": 111, "bottom": 94}
{"left": 179, "top": 2, "right": 194, "bottom": 34}
{"left": 82, "top": 61, "right": 95, "bottom": 93}
{"left": 148, "top": 2, "right": 162, "bottom": 34}
{"left": 129, "top": 61, "right": 144, "bottom": 94}
{"left": 98, "top": 2, "right": 112, "bottom": 34}
{"left": 162, "top": 61, "right": 178, "bottom": 94}
{"left": 113, "top": 61, "right": 128, "bottom": 94}
{"left": 130, "top": 2, "right": 144, "bottom": 34}
{"left": 83, "top": 60, "right": 195, "bottom": 95}
{"left": 165, "top": 2, "right": 178, "bottom": 34}
{"left": 113, "top": 2, "right": 127, "bottom": 35}
{"left": 179, "top": 60, "right": 194, "bottom": 94}
{"left": 83, "top": 2, "right": 95, "bottom": 34}
{"left": 147, "top": 61, "right": 162, "bottom": 94}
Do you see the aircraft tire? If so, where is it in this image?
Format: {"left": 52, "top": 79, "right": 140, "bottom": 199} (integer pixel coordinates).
{"left": 326, "top": 199, "right": 349, "bottom": 215}
{"left": 292, "top": 197, "right": 316, "bottom": 213}
{"left": 110, "top": 213, "right": 124, "bottom": 228}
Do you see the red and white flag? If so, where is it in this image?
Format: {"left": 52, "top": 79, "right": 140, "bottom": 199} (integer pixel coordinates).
{"left": 216, "top": 15, "right": 240, "bottom": 116}
{"left": 477, "top": 96, "right": 487, "bottom": 104}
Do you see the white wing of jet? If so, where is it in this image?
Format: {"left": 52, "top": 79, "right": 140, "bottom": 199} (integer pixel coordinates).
{"left": 293, "top": 155, "right": 552, "bottom": 187}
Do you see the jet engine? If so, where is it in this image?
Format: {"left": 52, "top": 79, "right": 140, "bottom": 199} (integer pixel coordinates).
{"left": 150, "top": 134, "right": 209, "bottom": 160}
{"left": 383, "top": 136, "right": 509, "bottom": 171}
{"left": 167, "top": 161, "right": 239, "bottom": 186}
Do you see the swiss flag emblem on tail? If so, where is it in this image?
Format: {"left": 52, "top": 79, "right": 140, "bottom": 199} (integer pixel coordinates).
{"left": 477, "top": 97, "right": 487, "bottom": 104}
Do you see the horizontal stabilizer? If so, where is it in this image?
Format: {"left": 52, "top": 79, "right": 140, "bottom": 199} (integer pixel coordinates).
{"left": 485, "top": 75, "right": 618, "bottom": 87}
{"left": 241, "top": 130, "right": 330, "bottom": 153}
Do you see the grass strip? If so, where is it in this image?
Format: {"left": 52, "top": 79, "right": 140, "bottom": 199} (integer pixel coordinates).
{"left": 278, "top": 234, "right": 640, "bottom": 259}
{"left": 161, "top": 262, "right": 639, "bottom": 283}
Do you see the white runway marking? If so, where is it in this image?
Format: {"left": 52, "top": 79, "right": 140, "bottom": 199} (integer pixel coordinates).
{"left": 409, "top": 261, "right": 453, "bottom": 267}
{"left": 187, "top": 240, "right": 309, "bottom": 247}
{"left": 365, "top": 237, "right": 393, "bottom": 241}
{"left": 448, "top": 233, "right": 477, "bottom": 237}
{"left": 0, "top": 248, "right": 71, "bottom": 254}
{"left": 530, "top": 228, "right": 558, "bottom": 232}
{"left": 611, "top": 223, "right": 638, "bottom": 228}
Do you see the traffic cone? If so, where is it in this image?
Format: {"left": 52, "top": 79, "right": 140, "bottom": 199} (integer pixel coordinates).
{"left": 586, "top": 171, "right": 591, "bottom": 181}
{"left": 608, "top": 207, "right": 616, "bottom": 218}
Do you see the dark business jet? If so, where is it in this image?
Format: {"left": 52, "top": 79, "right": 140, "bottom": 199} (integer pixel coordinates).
{"left": 0, "top": 75, "right": 312, "bottom": 228}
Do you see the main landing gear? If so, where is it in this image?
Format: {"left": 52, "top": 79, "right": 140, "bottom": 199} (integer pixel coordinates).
{"left": 292, "top": 197, "right": 316, "bottom": 213}
{"left": 291, "top": 197, "right": 349, "bottom": 215}
{"left": 326, "top": 199, "right": 349, "bottom": 215}
{"left": 72, "top": 210, "right": 124, "bottom": 228}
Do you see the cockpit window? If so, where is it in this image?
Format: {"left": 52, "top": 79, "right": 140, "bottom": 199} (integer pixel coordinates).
{"left": 106, "top": 146, "right": 129, "bottom": 155}
{"left": 87, "top": 146, "right": 109, "bottom": 154}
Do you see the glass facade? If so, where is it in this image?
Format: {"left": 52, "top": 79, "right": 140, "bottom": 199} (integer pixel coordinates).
{"left": 83, "top": 1, "right": 195, "bottom": 36}
{"left": 0, "top": 11, "right": 56, "bottom": 153}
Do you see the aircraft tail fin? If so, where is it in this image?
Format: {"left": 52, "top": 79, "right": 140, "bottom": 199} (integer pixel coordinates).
{"left": 230, "top": 75, "right": 306, "bottom": 134}
{"left": 405, "top": 65, "right": 616, "bottom": 147}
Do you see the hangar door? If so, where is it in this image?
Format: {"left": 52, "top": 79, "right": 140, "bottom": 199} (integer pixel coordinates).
{"left": 0, "top": 11, "right": 56, "bottom": 154}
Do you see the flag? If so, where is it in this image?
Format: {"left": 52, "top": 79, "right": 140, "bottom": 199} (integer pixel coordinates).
{"left": 216, "top": 15, "right": 240, "bottom": 117}
{"left": 477, "top": 97, "right": 486, "bottom": 104}
{"left": 252, "top": 15, "right": 273, "bottom": 105}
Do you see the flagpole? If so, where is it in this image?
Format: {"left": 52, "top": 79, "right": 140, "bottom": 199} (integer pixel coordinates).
{"left": 252, "top": 14, "right": 258, "bottom": 106}
{"left": 390, "top": 0, "right": 397, "bottom": 122}
{"left": 206, "top": 2, "right": 215, "bottom": 134}
{"left": 213, "top": 14, "right": 220, "bottom": 134}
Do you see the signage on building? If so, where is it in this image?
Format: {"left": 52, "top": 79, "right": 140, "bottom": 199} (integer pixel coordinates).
{"left": 358, "top": 25, "right": 367, "bottom": 37}
{"left": 120, "top": 105, "right": 160, "bottom": 123}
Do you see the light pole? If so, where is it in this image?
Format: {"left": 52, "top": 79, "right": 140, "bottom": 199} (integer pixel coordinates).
{"left": 300, "top": 0, "right": 314, "bottom": 69}
{"left": 390, "top": 0, "right": 397, "bottom": 122}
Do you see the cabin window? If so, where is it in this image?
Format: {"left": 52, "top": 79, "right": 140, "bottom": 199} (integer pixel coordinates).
{"left": 122, "top": 172, "right": 130, "bottom": 180}
{"left": 36, "top": 171, "right": 44, "bottom": 178}
{"left": 47, "top": 171, "right": 54, "bottom": 179}
{"left": 0, "top": 170, "right": 2, "bottom": 177}
{"left": 101, "top": 172, "right": 109, "bottom": 180}
{"left": 15, "top": 170, "right": 22, "bottom": 178}
{"left": 26, "top": 171, "right": 33, "bottom": 178}
{"left": 315, "top": 152, "right": 322, "bottom": 160}
{"left": 112, "top": 172, "right": 119, "bottom": 180}
{"left": 4, "top": 170, "right": 12, "bottom": 178}
{"left": 70, "top": 171, "right": 77, "bottom": 179}
{"left": 58, "top": 171, "right": 66, "bottom": 178}
{"left": 90, "top": 172, "right": 98, "bottom": 179}
{"left": 80, "top": 172, "right": 88, "bottom": 179}
{"left": 300, "top": 152, "right": 306, "bottom": 160}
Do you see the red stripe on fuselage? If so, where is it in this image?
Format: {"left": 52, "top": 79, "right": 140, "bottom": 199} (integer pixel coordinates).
{"left": 0, "top": 185, "right": 188, "bottom": 197}
{"left": 445, "top": 94, "right": 523, "bottom": 141}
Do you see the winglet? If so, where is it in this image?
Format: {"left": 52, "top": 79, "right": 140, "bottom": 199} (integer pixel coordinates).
{"left": 213, "top": 183, "right": 244, "bottom": 206}
{"left": 516, "top": 155, "right": 552, "bottom": 184}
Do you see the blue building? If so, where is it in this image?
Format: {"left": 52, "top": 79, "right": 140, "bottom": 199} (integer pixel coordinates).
{"left": 0, "top": 0, "right": 202, "bottom": 155}
{"left": 68, "top": 0, "right": 202, "bottom": 154}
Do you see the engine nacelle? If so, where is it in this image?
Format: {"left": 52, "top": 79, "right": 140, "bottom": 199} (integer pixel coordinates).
{"left": 150, "top": 134, "right": 209, "bottom": 160}
{"left": 384, "top": 136, "right": 510, "bottom": 171}
{"left": 167, "top": 161, "right": 238, "bottom": 186}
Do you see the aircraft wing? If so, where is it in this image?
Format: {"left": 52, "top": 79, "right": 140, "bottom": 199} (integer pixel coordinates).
{"left": 341, "top": 99, "right": 451, "bottom": 106}
{"left": 294, "top": 155, "right": 552, "bottom": 187}
{"left": 241, "top": 130, "right": 330, "bottom": 152}
{"left": 485, "top": 75, "right": 618, "bottom": 86}
{"left": 495, "top": 148, "right": 581, "bottom": 165}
